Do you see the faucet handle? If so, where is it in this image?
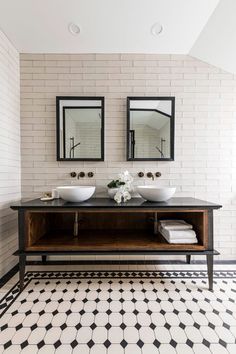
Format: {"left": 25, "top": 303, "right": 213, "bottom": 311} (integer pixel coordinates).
{"left": 138, "top": 172, "right": 144, "bottom": 178}
{"left": 70, "top": 172, "right": 77, "bottom": 178}
{"left": 155, "top": 172, "right": 162, "bottom": 178}
{"left": 78, "top": 172, "right": 85, "bottom": 178}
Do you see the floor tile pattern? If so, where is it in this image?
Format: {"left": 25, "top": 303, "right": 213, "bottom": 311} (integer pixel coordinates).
{"left": 0, "top": 270, "right": 236, "bottom": 353}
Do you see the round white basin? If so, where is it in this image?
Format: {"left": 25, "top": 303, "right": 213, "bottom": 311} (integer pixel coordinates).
{"left": 57, "top": 186, "right": 95, "bottom": 202}
{"left": 137, "top": 186, "right": 176, "bottom": 202}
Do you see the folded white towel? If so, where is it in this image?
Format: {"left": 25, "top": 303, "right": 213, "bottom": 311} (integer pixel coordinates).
{"left": 160, "top": 227, "right": 197, "bottom": 240}
{"left": 159, "top": 227, "right": 198, "bottom": 244}
{"left": 159, "top": 219, "right": 192, "bottom": 230}
{"left": 161, "top": 235, "right": 198, "bottom": 244}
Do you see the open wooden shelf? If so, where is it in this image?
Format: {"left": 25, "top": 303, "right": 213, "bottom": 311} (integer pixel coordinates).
{"left": 24, "top": 209, "right": 207, "bottom": 252}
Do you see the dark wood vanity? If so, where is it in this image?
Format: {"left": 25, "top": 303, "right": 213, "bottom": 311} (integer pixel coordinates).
{"left": 11, "top": 197, "right": 221, "bottom": 291}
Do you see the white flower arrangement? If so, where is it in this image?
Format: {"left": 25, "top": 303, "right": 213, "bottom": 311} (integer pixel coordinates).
{"left": 108, "top": 171, "right": 134, "bottom": 204}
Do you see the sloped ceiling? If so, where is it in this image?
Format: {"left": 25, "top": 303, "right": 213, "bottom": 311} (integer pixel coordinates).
{"left": 0, "top": 0, "right": 235, "bottom": 74}
{"left": 190, "top": 0, "right": 236, "bottom": 74}
{"left": 0, "top": 0, "right": 218, "bottom": 54}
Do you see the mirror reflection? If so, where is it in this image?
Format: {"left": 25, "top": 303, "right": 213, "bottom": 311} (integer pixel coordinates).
{"left": 56, "top": 97, "right": 104, "bottom": 161}
{"left": 127, "top": 97, "right": 175, "bottom": 161}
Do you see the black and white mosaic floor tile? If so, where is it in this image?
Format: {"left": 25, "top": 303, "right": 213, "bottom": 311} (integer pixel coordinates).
{"left": 0, "top": 270, "right": 236, "bottom": 353}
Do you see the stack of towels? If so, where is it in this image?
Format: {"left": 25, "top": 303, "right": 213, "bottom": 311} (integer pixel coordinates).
{"left": 159, "top": 219, "right": 198, "bottom": 244}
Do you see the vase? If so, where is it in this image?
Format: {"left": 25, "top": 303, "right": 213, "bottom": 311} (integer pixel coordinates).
{"left": 107, "top": 188, "right": 119, "bottom": 199}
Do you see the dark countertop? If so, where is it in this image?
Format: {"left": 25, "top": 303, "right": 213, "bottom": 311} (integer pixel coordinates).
{"left": 11, "top": 197, "right": 222, "bottom": 210}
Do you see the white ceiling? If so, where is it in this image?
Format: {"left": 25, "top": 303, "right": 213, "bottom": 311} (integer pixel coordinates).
{"left": 0, "top": 0, "right": 219, "bottom": 54}
{"left": 190, "top": 0, "right": 236, "bottom": 74}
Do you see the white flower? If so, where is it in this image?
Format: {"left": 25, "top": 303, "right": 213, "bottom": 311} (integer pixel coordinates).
{"left": 118, "top": 171, "right": 133, "bottom": 191}
{"left": 114, "top": 185, "right": 132, "bottom": 204}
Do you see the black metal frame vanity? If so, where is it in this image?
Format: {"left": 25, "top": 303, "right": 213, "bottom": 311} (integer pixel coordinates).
{"left": 11, "top": 197, "right": 221, "bottom": 291}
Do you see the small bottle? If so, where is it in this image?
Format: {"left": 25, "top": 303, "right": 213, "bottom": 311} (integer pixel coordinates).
{"left": 52, "top": 188, "right": 60, "bottom": 199}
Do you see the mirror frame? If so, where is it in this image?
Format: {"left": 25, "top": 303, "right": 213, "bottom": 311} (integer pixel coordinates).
{"left": 127, "top": 96, "right": 175, "bottom": 161}
{"left": 56, "top": 96, "right": 105, "bottom": 161}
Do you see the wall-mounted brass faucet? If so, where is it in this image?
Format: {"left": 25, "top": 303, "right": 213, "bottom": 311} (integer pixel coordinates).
{"left": 70, "top": 171, "right": 94, "bottom": 178}
{"left": 138, "top": 172, "right": 162, "bottom": 180}
{"left": 147, "top": 172, "right": 154, "bottom": 180}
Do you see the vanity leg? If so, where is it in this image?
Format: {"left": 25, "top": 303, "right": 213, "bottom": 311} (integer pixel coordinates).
{"left": 207, "top": 254, "right": 214, "bottom": 291}
{"left": 186, "top": 255, "right": 191, "bottom": 264}
{"left": 42, "top": 255, "right": 47, "bottom": 264}
{"left": 19, "top": 254, "right": 26, "bottom": 292}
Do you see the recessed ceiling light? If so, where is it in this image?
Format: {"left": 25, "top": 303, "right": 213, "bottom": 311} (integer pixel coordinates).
{"left": 68, "top": 23, "right": 80, "bottom": 35}
{"left": 151, "top": 22, "right": 163, "bottom": 36}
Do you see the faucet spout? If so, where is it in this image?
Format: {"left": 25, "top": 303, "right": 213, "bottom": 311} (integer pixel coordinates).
{"left": 147, "top": 172, "right": 154, "bottom": 181}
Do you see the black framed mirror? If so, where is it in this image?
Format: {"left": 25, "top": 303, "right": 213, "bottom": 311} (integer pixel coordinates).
{"left": 56, "top": 96, "right": 104, "bottom": 161}
{"left": 127, "top": 96, "right": 175, "bottom": 161}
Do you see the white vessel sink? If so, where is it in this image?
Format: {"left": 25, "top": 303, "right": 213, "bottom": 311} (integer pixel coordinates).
{"left": 57, "top": 186, "right": 95, "bottom": 202}
{"left": 137, "top": 186, "right": 176, "bottom": 202}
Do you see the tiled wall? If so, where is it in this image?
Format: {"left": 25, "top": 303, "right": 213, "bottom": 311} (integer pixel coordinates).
{"left": 20, "top": 53, "right": 236, "bottom": 260}
{"left": 0, "top": 31, "right": 20, "bottom": 277}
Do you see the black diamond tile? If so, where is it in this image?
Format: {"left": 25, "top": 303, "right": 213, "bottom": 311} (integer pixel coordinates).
{"left": 87, "top": 340, "right": 95, "bottom": 348}
{"left": 120, "top": 340, "right": 128, "bottom": 348}
{"left": 52, "top": 310, "right": 58, "bottom": 316}
{"left": 170, "top": 339, "right": 177, "bottom": 348}
{"left": 46, "top": 323, "right": 52, "bottom": 331}
{"left": 120, "top": 309, "right": 125, "bottom": 315}
{"left": 137, "top": 340, "right": 144, "bottom": 348}
{"left": 146, "top": 309, "right": 152, "bottom": 315}
{"left": 104, "top": 339, "right": 111, "bottom": 348}
{"left": 79, "top": 310, "right": 85, "bottom": 316}
{"left": 71, "top": 339, "right": 78, "bottom": 348}
{"left": 219, "top": 339, "right": 227, "bottom": 348}
{"left": 193, "top": 322, "right": 200, "bottom": 330}
{"left": 160, "top": 309, "right": 166, "bottom": 315}
{"left": 90, "top": 323, "right": 97, "bottom": 330}
{"left": 1, "top": 324, "right": 8, "bottom": 331}
{"left": 37, "top": 340, "right": 45, "bottom": 349}
{"left": 16, "top": 323, "right": 23, "bottom": 331}
{"left": 105, "top": 323, "right": 112, "bottom": 330}
{"left": 202, "top": 339, "right": 210, "bottom": 348}
{"left": 164, "top": 323, "right": 171, "bottom": 330}
{"left": 208, "top": 322, "right": 215, "bottom": 330}
{"left": 60, "top": 323, "right": 67, "bottom": 330}
{"left": 186, "top": 339, "right": 193, "bottom": 348}
{"left": 223, "top": 322, "right": 230, "bottom": 330}
{"left": 21, "top": 340, "right": 28, "bottom": 349}
{"left": 106, "top": 309, "right": 112, "bottom": 315}
{"left": 31, "top": 323, "right": 37, "bottom": 331}
{"left": 179, "top": 322, "right": 186, "bottom": 330}
{"left": 66, "top": 310, "right": 72, "bottom": 316}
{"left": 153, "top": 339, "right": 161, "bottom": 348}
{"left": 93, "top": 310, "right": 98, "bottom": 315}
{"left": 150, "top": 323, "right": 156, "bottom": 330}
{"left": 120, "top": 323, "right": 127, "bottom": 330}
{"left": 75, "top": 323, "right": 82, "bottom": 331}
{"left": 54, "top": 340, "right": 62, "bottom": 349}
{"left": 4, "top": 341, "right": 12, "bottom": 350}
{"left": 135, "top": 323, "right": 141, "bottom": 330}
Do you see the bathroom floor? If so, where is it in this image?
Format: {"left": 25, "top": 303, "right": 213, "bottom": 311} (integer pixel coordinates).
{"left": 0, "top": 264, "right": 236, "bottom": 354}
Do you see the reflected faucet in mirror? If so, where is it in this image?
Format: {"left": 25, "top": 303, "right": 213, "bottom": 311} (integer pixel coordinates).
{"left": 69, "top": 137, "right": 81, "bottom": 159}
{"left": 155, "top": 137, "right": 166, "bottom": 158}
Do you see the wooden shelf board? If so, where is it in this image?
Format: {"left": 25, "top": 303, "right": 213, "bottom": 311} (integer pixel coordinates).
{"left": 26, "top": 230, "right": 205, "bottom": 252}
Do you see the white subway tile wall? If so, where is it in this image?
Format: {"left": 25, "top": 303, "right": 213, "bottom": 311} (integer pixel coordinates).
{"left": 0, "top": 31, "right": 20, "bottom": 277}
{"left": 20, "top": 53, "right": 236, "bottom": 260}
